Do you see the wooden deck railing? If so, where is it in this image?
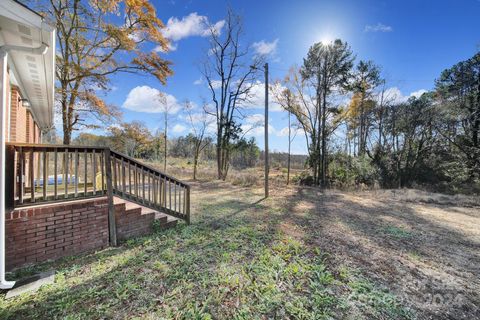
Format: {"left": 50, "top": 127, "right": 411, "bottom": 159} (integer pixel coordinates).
{"left": 5, "top": 143, "right": 190, "bottom": 224}
{"left": 109, "top": 150, "right": 190, "bottom": 223}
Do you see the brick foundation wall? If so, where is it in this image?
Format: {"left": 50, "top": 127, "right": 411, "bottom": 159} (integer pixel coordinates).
{"left": 6, "top": 198, "right": 159, "bottom": 271}
{"left": 115, "top": 203, "right": 155, "bottom": 242}
{"left": 6, "top": 198, "right": 110, "bottom": 270}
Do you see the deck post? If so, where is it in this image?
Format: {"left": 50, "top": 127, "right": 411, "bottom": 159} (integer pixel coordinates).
{"left": 5, "top": 145, "right": 14, "bottom": 209}
{"left": 186, "top": 185, "right": 191, "bottom": 225}
{"left": 104, "top": 148, "right": 117, "bottom": 246}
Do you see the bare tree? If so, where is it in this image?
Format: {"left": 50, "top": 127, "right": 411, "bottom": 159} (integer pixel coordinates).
{"left": 286, "top": 109, "right": 300, "bottom": 185}
{"left": 202, "top": 9, "right": 262, "bottom": 180}
{"left": 274, "top": 67, "right": 319, "bottom": 180}
{"left": 185, "top": 101, "right": 212, "bottom": 180}
{"left": 157, "top": 93, "right": 174, "bottom": 172}
{"left": 272, "top": 86, "right": 299, "bottom": 184}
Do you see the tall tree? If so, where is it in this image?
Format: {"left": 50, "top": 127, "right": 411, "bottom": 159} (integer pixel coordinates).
{"left": 40, "top": 0, "right": 172, "bottom": 144}
{"left": 152, "top": 129, "right": 166, "bottom": 162}
{"left": 346, "top": 60, "right": 382, "bottom": 156}
{"left": 379, "top": 95, "right": 437, "bottom": 187}
{"left": 301, "top": 39, "right": 354, "bottom": 186}
{"left": 435, "top": 52, "right": 480, "bottom": 179}
{"left": 109, "top": 121, "right": 153, "bottom": 158}
{"left": 202, "top": 10, "right": 262, "bottom": 180}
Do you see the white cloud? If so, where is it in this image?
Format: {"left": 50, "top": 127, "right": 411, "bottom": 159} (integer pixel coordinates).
{"left": 364, "top": 23, "right": 393, "bottom": 33}
{"left": 410, "top": 89, "right": 427, "bottom": 99}
{"left": 277, "top": 127, "right": 290, "bottom": 137}
{"left": 383, "top": 87, "right": 428, "bottom": 104}
{"left": 242, "top": 114, "right": 279, "bottom": 137}
{"left": 243, "top": 123, "right": 276, "bottom": 137}
{"left": 198, "top": 78, "right": 223, "bottom": 89}
{"left": 210, "top": 80, "right": 222, "bottom": 89}
{"left": 122, "top": 86, "right": 181, "bottom": 114}
{"left": 245, "top": 114, "right": 264, "bottom": 124}
{"left": 276, "top": 126, "right": 304, "bottom": 138}
{"left": 172, "top": 124, "right": 186, "bottom": 133}
{"left": 241, "top": 81, "right": 284, "bottom": 111}
{"left": 161, "top": 12, "right": 225, "bottom": 41}
{"left": 153, "top": 42, "right": 178, "bottom": 53}
{"left": 187, "top": 111, "right": 213, "bottom": 124}
{"left": 154, "top": 13, "right": 224, "bottom": 52}
{"left": 252, "top": 39, "right": 279, "bottom": 57}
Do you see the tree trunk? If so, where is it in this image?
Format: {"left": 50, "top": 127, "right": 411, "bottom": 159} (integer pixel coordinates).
{"left": 63, "top": 129, "right": 71, "bottom": 145}
{"left": 193, "top": 155, "right": 198, "bottom": 180}
{"left": 321, "top": 89, "right": 327, "bottom": 187}
{"left": 216, "top": 127, "right": 222, "bottom": 179}
{"left": 61, "top": 93, "right": 71, "bottom": 145}
{"left": 164, "top": 113, "right": 167, "bottom": 172}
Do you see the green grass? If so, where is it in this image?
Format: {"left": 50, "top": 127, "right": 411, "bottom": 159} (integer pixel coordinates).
{"left": 0, "top": 184, "right": 412, "bottom": 319}
{"left": 347, "top": 277, "right": 414, "bottom": 319}
{"left": 382, "top": 226, "right": 413, "bottom": 239}
{"left": 407, "top": 251, "right": 422, "bottom": 262}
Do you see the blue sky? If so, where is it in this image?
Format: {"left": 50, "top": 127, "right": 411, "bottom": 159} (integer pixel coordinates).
{"left": 92, "top": 0, "right": 480, "bottom": 154}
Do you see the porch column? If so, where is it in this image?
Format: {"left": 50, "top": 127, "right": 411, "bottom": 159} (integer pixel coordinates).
{"left": 0, "top": 49, "right": 15, "bottom": 289}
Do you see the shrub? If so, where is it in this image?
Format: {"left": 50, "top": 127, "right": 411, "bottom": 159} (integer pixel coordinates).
{"left": 328, "top": 154, "right": 378, "bottom": 188}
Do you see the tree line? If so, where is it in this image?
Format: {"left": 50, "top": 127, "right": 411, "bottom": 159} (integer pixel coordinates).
{"left": 274, "top": 43, "right": 480, "bottom": 192}
{"left": 71, "top": 122, "right": 265, "bottom": 179}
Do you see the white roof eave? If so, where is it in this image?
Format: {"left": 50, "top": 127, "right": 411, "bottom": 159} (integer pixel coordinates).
{"left": 0, "top": 0, "right": 56, "bottom": 130}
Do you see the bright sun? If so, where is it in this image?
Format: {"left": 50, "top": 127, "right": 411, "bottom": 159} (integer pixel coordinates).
{"left": 320, "top": 34, "right": 334, "bottom": 45}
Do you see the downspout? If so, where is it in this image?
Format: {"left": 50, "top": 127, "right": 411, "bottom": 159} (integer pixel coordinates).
{"left": 0, "top": 43, "right": 48, "bottom": 290}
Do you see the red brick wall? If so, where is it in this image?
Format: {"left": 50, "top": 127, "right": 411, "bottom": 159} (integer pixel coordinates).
{"left": 9, "top": 86, "right": 28, "bottom": 143}
{"left": 8, "top": 86, "right": 42, "bottom": 143}
{"left": 5, "top": 70, "right": 11, "bottom": 139}
{"left": 8, "top": 87, "right": 19, "bottom": 142}
{"left": 115, "top": 203, "right": 155, "bottom": 242}
{"left": 6, "top": 198, "right": 110, "bottom": 270}
{"left": 6, "top": 198, "right": 158, "bottom": 270}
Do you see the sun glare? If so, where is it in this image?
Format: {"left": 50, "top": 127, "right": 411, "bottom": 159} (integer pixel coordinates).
{"left": 320, "top": 34, "right": 334, "bottom": 45}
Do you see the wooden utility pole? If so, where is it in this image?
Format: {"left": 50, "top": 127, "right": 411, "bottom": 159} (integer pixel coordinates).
{"left": 287, "top": 109, "right": 291, "bottom": 185}
{"left": 264, "top": 63, "right": 269, "bottom": 198}
{"left": 164, "top": 107, "right": 167, "bottom": 172}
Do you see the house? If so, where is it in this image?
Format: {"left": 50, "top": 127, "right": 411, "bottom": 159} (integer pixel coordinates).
{"left": 0, "top": 0, "right": 189, "bottom": 290}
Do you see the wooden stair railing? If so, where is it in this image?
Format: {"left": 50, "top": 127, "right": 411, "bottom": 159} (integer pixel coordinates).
{"left": 5, "top": 143, "right": 190, "bottom": 226}
{"left": 109, "top": 150, "right": 190, "bottom": 223}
